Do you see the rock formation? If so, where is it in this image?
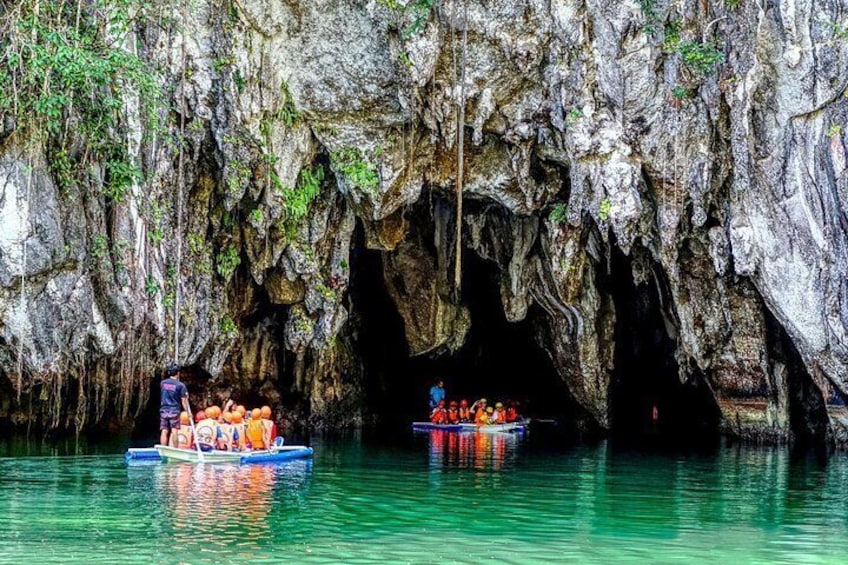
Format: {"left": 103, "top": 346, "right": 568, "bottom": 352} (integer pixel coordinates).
{"left": 1, "top": 0, "right": 847, "bottom": 444}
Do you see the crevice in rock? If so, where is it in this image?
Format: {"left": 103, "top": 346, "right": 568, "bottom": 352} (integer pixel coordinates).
{"left": 606, "top": 243, "right": 720, "bottom": 443}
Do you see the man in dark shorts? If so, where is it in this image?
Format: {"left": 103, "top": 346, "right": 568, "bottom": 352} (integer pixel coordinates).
{"left": 160, "top": 363, "right": 190, "bottom": 446}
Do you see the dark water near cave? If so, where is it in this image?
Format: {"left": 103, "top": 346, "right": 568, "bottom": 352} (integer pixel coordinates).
{"left": 0, "top": 432, "right": 847, "bottom": 564}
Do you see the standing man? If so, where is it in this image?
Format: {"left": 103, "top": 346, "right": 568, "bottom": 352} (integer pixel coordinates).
{"left": 429, "top": 379, "right": 446, "bottom": 410}
{"left": 160, "top": 363, "right": 190, "bottom": 446}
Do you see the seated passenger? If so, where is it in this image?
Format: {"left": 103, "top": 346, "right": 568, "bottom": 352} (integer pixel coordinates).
{"left": 172, "top": 411, "right": 194, "bottom": 448}
{"left": 506, "top": 401, "right": 519, "bottom": 423}
{"left": 260, "top": 405, "right": 277, "bottom": 444}
{"left": 493, "top": 402, "right": 506, "bottom": 424}
{"left": 485, "top": 406, "right": 495, "bottom": 424}
{"left": 219, "top": 411, "right": 236, "bottom": 451}
{"left": 447, "top": 400, "right": 460, "bottom": 424}
{"left": 195, "top": 409, "right": 224, "bottom": 451}
{"left": 246, "top": 408, "right": 269, "bottom": 450}
{"left": 473, "top": 398, "right": 488, "bottom": 425}
{"left": 458, "top": 399, "right": 471, "bottom": 423}
{"left": 430, "top": 399, "right": 448, "bottom": 424}
{"left": 230, "top": 410, "right": 246, "bottom": 451}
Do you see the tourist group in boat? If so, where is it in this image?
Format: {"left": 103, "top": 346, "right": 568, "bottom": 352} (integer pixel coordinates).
{"left": 159, "top": 363, "right": 278, "bottom": 452}
{"left": 428, "top": 379, "right": 521, "bottom": 426}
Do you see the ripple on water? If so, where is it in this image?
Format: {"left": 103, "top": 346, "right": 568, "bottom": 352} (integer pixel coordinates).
{"left": 1, "top": 434, "right": 848, "bottom": 564}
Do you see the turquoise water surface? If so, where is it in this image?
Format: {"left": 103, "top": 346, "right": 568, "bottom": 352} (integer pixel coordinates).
{"left": 1, "top": 431, "right": 847, "bottom": 564}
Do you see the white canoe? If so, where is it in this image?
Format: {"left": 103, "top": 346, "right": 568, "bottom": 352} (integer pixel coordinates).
{"left": 411, "top": 421, "right": 527, "bottom": 433}
{"left": 154, "top": 444, "right": 313, "bottom": 464}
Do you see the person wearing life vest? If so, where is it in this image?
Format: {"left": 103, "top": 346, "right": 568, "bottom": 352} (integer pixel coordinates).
{"left": 230, "top": 410, "right": 247, "bottom": 450}
{"left": 219, "top": 411, "right": 237, "bottom": 451}
{"left": 194, "top": 409, "right": 224, "bottom": 451}
{"left": 458, "top": 399, "right": 471, "bottom": 423}
{"left": 173, "top": 411, "right": 194, "bottom": 449}
{"left": 447, "top": 400, "right": 460, "bottom": 424}
{"left": 505, "top": 401, "right": 519, "bottom": 423}
{"left": 485, "top": 406, "right": 495, "bottom": 424}
{"left": 472, "top": 398, "right": 488, "bottom": 425}
{"left": 260, "top": 405, "right": 277, "bottom": 444}
{"left": 430, "top": 399, "right": 448, "bottom": 424}
{"left": 491, "top": 402, "right": 506, "bottom": 424}
{"left": 246, "top": 408, "right": 269, "bottom": 450}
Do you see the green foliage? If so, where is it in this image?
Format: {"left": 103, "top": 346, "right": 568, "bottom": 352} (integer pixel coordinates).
{"left": 279, "top": 81, "right": 299, "bottom": 128}
{"left": 277, "top": 165, "right": 324, "bottom": 228}
{"left": 315, "top": 282, "right": 336, "bottom": 300}
{"left": 672, "top": 85, "right": 689, "bottom": 100}
{"left": 218, "top": 316, "right": 239, "bottom": 340}
{"left": 679, "top": 42, "right": 725, "bottom": 75}
{"left": 599, "top": 198, "right": 612, "bottom": 222}
{"left": 828, "top": 124, "right": 843, "bottom": 137}
{"left": 216, "top": 245, "right": 241, "bottom": 279}
{"left": 378, "top": 0, "right": 434, "bottom": 38}
{"left": 830, "top": 22, "right": 848, "bottom": 42}
{"left": 726, "top": 0, "right": 742, "bottom": 8}
{"left": 638, "top": 0, "right": 659, "bottom": 35}
{"left": 663, "top": 21, "right": 681, "bottom": 53}
{"left": 565, "top": 108, "right": 582, "bottom": 126}
{"left": 250, "top": 208, "right": 264, "bottom": 224}
{"left": 187, "top": 233, "right": 206, "bottom": 255}
{"left": 90, "top": 235, "right": 109, "bottom": 262}
{"left": 226, "top": 159, "right": 252, "bottom": 195}
{"left": 549, "top": 203, "right": 569, "bottom": 225}
{"left": 0, "top": 1, "right": 164, "bottom": 201}
{"left": 338, "top": 259, "right": 349, "bottom": 270}
{"left": 212, "top": 56, "right": 235, "bottom": 72}
{"left": 331, "top": 148, "right": 379, "bottom": 193}
{"left": 145, "top": 275, "right": 160, "bottom": 297}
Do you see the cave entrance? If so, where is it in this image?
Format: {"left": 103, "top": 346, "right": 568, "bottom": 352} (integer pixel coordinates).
{"left": 349, "top": 224, "right": 576, "bottom": 428}
{"left": 607, "top": 246, "right": 719, "bottom": 444}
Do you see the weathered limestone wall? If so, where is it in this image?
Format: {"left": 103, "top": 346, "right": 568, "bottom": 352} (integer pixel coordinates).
{"left": 1, "top": 0, "right": 847, "bottom": 442}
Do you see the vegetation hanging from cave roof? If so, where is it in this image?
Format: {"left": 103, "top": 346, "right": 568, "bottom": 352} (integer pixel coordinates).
{"left": 0, "top": 0, "right": 166, "bottom": 199}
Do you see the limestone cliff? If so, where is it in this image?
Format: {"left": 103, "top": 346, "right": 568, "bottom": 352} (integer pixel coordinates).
{"left": 1, "top": 0, "right": 847, "bottom": 444}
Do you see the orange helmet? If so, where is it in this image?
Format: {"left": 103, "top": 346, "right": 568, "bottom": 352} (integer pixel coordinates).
{"left": 251, "top": 408, "right": 262, "bottom": 420}
{"left": 231, "top": 411, "right": 243, "bottom": 424}
{"left": 261, "top": 406, "right": 272, "bottom": 419}
{"left": 236, "top": 405, "right": 246, "bottom": 417}
{"left": 460, "top": 399, "right": 468, "bottom": 407}
{"left": 223, "top": 411, "right": 233, "bottom": 423}
{"left": 179, "top": 411, "right": 190, "bottom": 425}
{"left": 208, "top": 406, "right": 221, "bottom": 419}
{"left": 195, "top": 410, "right": 206, "bottom": 422}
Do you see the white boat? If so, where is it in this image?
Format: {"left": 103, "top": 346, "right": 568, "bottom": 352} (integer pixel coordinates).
{"left": 153, "top": 444, "right": 314, "bottom": 464}
{"left": 411, "top": 421, "right": 527, "bottom": 433}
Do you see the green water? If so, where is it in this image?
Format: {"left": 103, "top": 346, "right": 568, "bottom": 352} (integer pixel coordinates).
{"left": 1, "top": 431, "right": 847, "bottom": 564}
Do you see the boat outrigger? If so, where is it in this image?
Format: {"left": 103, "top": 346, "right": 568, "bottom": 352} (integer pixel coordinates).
{"left": 411, "top": 421, "right": 527, "bottom": 433}
{"left": 125, "top": 444, "right": 313, "bottom": 464}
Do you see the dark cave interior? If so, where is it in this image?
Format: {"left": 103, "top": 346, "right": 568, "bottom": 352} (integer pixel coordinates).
{"left": 605, "top": 245, "right": 720, "bottom": 444}
{"left": 348, "top": 223, "right": 579, "bottom": 428}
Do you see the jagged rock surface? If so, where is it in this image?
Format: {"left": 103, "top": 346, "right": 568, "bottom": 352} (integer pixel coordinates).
{"left": 1, "top": 0, "right": 847, "bottom": 443}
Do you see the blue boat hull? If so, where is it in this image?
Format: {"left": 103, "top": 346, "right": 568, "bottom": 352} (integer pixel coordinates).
{"left": 411, "top": 421, "right": 527, "bottom": 433}
{"left": 125, "top": 446, "right": 313, "bottom": 464}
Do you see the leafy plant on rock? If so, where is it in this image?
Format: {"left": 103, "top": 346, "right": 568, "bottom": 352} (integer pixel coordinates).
{"left": 331, "top": 148, "right": 379, "bottom": 194}
{"left": 678, "top": 41, "right": 724, "bottom": 75}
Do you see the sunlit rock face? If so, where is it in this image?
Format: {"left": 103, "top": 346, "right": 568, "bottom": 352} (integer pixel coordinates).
{"left": 1, "top": 0, "right": 847, "bottom": 443}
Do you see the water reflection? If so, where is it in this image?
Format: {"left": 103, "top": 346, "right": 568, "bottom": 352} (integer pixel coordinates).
{"left": 427, "top": 429, "right": 521, "bottom": 471}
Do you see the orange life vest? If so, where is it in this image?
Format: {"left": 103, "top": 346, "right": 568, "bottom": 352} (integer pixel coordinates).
{"left": 475, "top": 409, "right": 489, "bottom": 426}
{"left": 246, "top": 419, "right": 266, "bottom": 449}
{"left": 506, "top": 407, "right": 518, "bottom": 422}
{"left": 458, "top": 407, "right": 471, "bottom": 422}
{"left": 493, "top": 410, "right": 506, "bottom": 424}
{"left": 195, "top": 418, "right": 219, "bottom": 449}
{"left": 431, "top": 408, "right": 447, "bottom": 424}
{"left": 232, "top": 423, "right": 247, "bottom": 450}
{"left": 447, "top": 408, "right": 459, "bottom": 423}
{"left": 175, "top": 427, "right": 193, "bottom": 449}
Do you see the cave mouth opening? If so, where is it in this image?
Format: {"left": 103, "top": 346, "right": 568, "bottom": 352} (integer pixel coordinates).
{"left": 606, "top": 245, "right": 720, "bottom": 446}
{"left": 349, "top": 222, "right": 579, "bottom": 430}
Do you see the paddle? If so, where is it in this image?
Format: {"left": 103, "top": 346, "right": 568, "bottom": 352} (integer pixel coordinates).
{"left": 185, "top": 397, "right": 205, "bottom": 463}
